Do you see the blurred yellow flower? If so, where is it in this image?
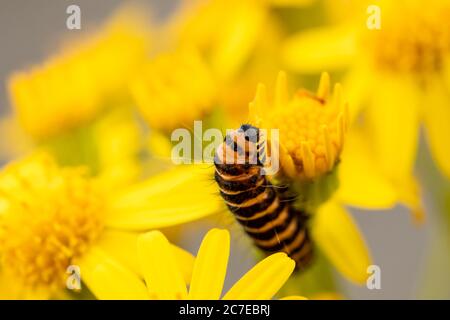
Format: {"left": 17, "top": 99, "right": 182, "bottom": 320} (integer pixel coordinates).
{"left": 130, "top": 48, "right": 217, "bottom": 133}
{"left": 167, "top": 0, "right": 267, "bottom": 81}
{"left": 0, "top": 106, "right": 145, "bottom": 190}
{"left": 0, "top": 153, "right": 221, "bottom": 299}
{"left": 93, "top": 108, "right": 143, "bottom": 188}
{"left": 7, "top": 7, "right": 151, "bottom": 139}
{"left": 282, "top": 0, "right": 450, "bottom": 217}
{"left": 83, "top": 228, "right": 304, "bottom": 300}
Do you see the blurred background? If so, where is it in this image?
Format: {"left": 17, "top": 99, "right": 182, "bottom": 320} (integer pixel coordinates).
{"left": 0, "top": 0, "right": 448, "bottom": 299}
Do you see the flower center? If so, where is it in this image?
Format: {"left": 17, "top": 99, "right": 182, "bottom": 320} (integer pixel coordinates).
{"left": 0, "top": 154, "right": 104, "bottom": 291}
{"left": 365, "top": 0, "right": 450, "bottom": 74}
{"left": 252, "top": 72, "right": 348, "bottom": 181}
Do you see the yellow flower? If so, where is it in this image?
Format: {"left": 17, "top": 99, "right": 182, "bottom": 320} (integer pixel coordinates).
{"left": 7, "top": 7, "right": 151, "bottom": 139}
{"left": 83, "top": 228, "right": 305, "bottom": 300}
{"left": 165, "top": 0, "right": 299, "bottom": 126}
{"left": 167, "top": 0, "right": 268, "bottom": 81}
{"left": 282, "top": 0, "right": 450, "bottom": 218}
{"left": 250, "top": 72, "right": 348, "bottom": 181}
{"left": 130, "top": 48, "right": 217, "bottom": 133}
{"left": 246, "top": 72, "right": 373, "bottom": 284}
{"left": 0, "top": 153, "right": 221, "bottom": 298}
{"left": 167, "top": 0, "right": 311, "bottom": 124}
{"left": 92, "top": 107, "right": 143, "bottom": 188}
{"left": 133, "top": 73, "right": 376, "bottom": 285}
{"left": 0, "top": 106, "right": 145, "bottom": 190}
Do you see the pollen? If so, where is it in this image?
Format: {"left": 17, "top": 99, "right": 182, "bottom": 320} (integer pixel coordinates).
{"left": 365, "top": 0, "right": 450, "bottom": 74}
{"left": 131, "top": 49, "right": 217, "bottom": 133}
{"left": 0, "top": 154, "right": 104, "bottom": 291}
{"left": 249, "top": 72, "right": 349, "bottom": 181}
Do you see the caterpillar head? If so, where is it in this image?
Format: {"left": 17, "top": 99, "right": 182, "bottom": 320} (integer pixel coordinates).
{"left": 214, "top": 124, "right": 265, "bottom": 167}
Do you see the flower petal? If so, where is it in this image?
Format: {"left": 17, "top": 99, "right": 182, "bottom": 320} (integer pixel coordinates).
{"left": 337, "top": 127, "right": 398, "bottom": 209}
{"left": 312, "top": 201, "right": 372, "bottom": 284}
{"left": 95, "top": 230, "right": 141, "bottom": 277}
{"left": 171, "top": 244, "right": 196, "bottom": 285}
{"left": 282, "top": 25, "right": 357, "bottom": 73}
{"left": 78, "top": 246, "right": 149, "bottom": 300}
{"left": 342, "top": 66, "right": 373, "bottom": 120}
{"left": 366, "top": 75, "right": 420, "bottom": 184}
{"left": 106, "top": 165, "right": 223, "bottom": 230}
{"left": 209, "top": 0, "right": 266, "bottom": 80}
{"left": 97, "top": 229, "right": 195, "bottom": 284}
{"left": 223, "top": 253, "right": 295, "bottom": 300}
{"left": 365, "top": 75, "right": 423, "bottom": 218}
{"left": 188, "top": 229, "right": 230, "bottom": 299}
{"left": 137, "top": 231, "right": 188, "bottom": 299}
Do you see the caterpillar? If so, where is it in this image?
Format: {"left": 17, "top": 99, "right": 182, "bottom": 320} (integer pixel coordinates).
{"left": 214, "top": 124, "right": 313, "bottom": 269}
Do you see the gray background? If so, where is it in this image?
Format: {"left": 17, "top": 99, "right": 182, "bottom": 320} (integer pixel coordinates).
{"left": 0, "top": 0, "right": 448, "bottom": 299}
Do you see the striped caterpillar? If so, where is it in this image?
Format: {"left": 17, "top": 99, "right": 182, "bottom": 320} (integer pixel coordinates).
{"left": 214, "top": 124, "right": 313, "bottom": 269}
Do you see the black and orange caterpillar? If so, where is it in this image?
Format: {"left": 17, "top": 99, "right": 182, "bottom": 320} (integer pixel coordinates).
{"left": 214, "top": 124, "right": 313, "bottom": 269}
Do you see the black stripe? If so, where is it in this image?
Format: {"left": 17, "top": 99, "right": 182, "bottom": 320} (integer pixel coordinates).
{"left": 214, "top": 170, "right": 261, "bottom": 192}
{"left": 219, "top": 185, "right": 266, "bottom": 205}
{"left": 236, "top": 201, "right": 286, "bottom": 228}
{"left": 252, "top": 216, "right": 304, "bottom": 252}
{"left": 227, "top": 187, "right": 277, "bottom": 218}
{"left": 291, "top": 236, "right": 314, "bottom": 270}
{"left": 289, "top": 230, "right": 312, "bottom": 257}
{"left": 244, "top": 210, "right": 296, "bottom": 240}
{"left": 214, "top": 159, "right": 253, "bottom": 176}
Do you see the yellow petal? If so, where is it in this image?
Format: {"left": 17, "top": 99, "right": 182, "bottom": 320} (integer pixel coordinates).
{"left": 97, "top": 230, "right": 195, "bottom": 284}
{"left": 171, "top": 244, "right": 196, "bottom": 284}
{"left": 423, "top": 80, "right": 450, "bottom": 179}
{"left": 282, "top": 25, "right": 357, "bottom": 73}
{"left": 77, "top": 246, "right": 149, "bottom": 300}
{"left": 367, "top": 75, "right": 420, "bottom": 184}
{"left": 396, "top": 176, "right": 425, "bottom": 224}
{"left": 342, "top": 66, "right": 373, "bottom": 120}
{"left": 106, "top": 165, "right": 223, "bottom": 230}
{"left": 365, "top": 75, "right": 423, "bottom": 219}
{"left": 337, "top": 127, "right": 398, "bottom": 209}
{"left": 312, "top": 201, "right": 372, "bottom": 284}
{"left": 137, "top": 231, "right": 188, "bottom": 299}
{"left": 223, "top": 253, "right": 295, "bottom": 300}
{"left": 210, "top": 0, "right": 266, "bottom": 80}
{"left": 108, "top": 165, "right": 209, "bottom": 205}
{"left": 95, "top": 230, "right": 141, "bottom": 277}
{"left": 189, "top": 229, "right": 230, "bottom": 299}
{"left": 148, "top": 130, "right": 174, "bottom": 160}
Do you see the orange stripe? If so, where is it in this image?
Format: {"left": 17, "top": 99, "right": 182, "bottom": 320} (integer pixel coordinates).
{"left": 244, "top": 206, "right": 290, "bottom": 233}
{"left": 253, "top": 218, "right": 298, "bottom": 247}
{"left": 235, "top": 197, "right": 280, "bottom": 221}
{"left": 284, "top": 229, "right": 307, "bottom": 254}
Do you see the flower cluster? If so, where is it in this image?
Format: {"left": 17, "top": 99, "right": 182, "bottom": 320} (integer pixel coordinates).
{"left": 0, "top": 0, "right": 448, "bottom": 300}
